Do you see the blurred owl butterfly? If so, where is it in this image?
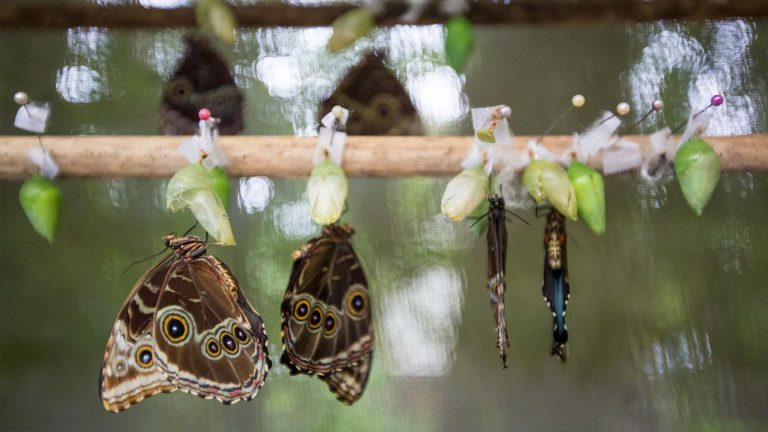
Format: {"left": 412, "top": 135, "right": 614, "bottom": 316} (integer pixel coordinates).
{"left": 159, "top": 35, "right": 244, "bottom": 135}
{"left": 321, "top": 52, "right": 423, "bottom": 136}
{"left": 99, "top": 234, "right": 270, "bottom": 412}
{"left": 280, "top": 224, "right": 373, "bottom": 405}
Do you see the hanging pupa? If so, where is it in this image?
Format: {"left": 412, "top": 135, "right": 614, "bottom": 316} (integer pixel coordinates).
{"left": 14, "top": 92, "right": 60, "bottom": 243}
{"left": 327, "top": 8, "right": 375, "bottom": 52}
{"left": 19, "top": 173, "right": 61, "bottom": 243}
{"left": 196, "top": 0, "right": 237, "bottom": 45}
{"left": 445, "top": 16, "right": 474, "bottom": 73}
{"left": 308, "top": 106, "right": 350, "bottom": 225}
{"left": 168, "top": 108, "right": 235, "bottom": 245}
{"left": 207, "top": 166, "right": 231, "bottom": 209}
{"left": 167, "top": 163, "right": 235, "bottom": 245}
{"left": 567, "top": 161, "right": 605, "bottom": 235}
{"left": 523, "top": 160, "right": 577, "bottom": 221}
{"left": 441, "top": 166, "right": 490, "bottom": 222}
{"left": 674, "top": 137, "right": 721, "bottom": 215}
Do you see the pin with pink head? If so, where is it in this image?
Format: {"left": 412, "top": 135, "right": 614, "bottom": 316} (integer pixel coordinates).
{"left": 198, "top": 108, "right": 212, "bottom": 121}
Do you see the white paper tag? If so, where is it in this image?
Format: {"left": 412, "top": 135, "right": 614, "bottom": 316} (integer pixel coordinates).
{"left": 471, "top": 106, "right": 513, "bottom": 147}
{"left": 602, "top": 139, "right": 642, "bottom": 175}
{"left": 314, "top": 106, "right": 350, "bottom": 166}
{"left": 575, "top": 111, "right": 621, "bottom": 162}
{"left": 176, "top": 119, "right": 228, "bottom": 170}
{"left": 28, "top": 145, "right": 59, "bottom": 179}
{"left": 14, "top": 103, "right": 50, "bottom": 134}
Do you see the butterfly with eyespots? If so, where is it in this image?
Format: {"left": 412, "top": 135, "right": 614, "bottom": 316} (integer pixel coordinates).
{"left": 280, "top": 224, "right": 373, "bottom": 405}
{"left": 99, "top": 234, "right": 270, "bottom": 412}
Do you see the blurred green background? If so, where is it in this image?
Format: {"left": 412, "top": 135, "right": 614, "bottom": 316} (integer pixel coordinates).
{"left": 1, "top": 2, "right": 767, "bottom": 431}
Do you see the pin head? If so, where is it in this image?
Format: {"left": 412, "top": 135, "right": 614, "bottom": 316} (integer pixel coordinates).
{"left": 13, "top": 92, "right": 29, "bottom": 106}
{"left": 616, "top": 102, "right": 630, "bottom": 116}
{"left": 499, "top": 105, "right": 512, "bottom": 118}
{"left": 711, "top": 95, "right": 724, "bottom": 107}
{"left": 198, "top": 108, "right": 211, "bottom": 121}
{"left": 652, "top": 100, "right": 664, "bottom": 111}
{"left": 571, "top": 94, "right": 585, "bottom": 108}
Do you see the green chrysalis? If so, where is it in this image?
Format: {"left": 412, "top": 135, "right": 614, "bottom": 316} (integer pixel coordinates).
{"left": 674, "top": 137, "right": 721, "bottom": 215}
{"left": 207, "top": 166, "right": 231, "bottom": 209}
{"left": 327, "top": 8, "right": 375, "bottom": 53}
{"left": 445, "top": 16, "right": 474, "bottom": 73}
{"left": 567, "top": 161, "right": 605, "bottom": 235}
{"left": 19, "top": 173, "right": 61, "bottom": 243}
{"left": 523, "top": 160, "right": 577, "bottom": 220}
{"left": 196, "top": 0, "right": 237, "bottom": 45}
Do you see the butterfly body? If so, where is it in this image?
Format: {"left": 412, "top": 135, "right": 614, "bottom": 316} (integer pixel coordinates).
{"left": 99, "top": 235, "right": 270, "bottom": 412}
{"left": 543, "top": 210, "right": 570, "bottom": 361}
{"left": 281, "top": 224, "right": 373, "bottom": 404}
{"left": 486, "top": 194, "right": 509, "bottom": 368}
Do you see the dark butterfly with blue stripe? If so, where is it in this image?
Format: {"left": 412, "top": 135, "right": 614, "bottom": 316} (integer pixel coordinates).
{"left": 542, "top": 209, "right": 570, "bottom": 361}
{"left": 280, "top": 224, "right": 373, "bottom": 404}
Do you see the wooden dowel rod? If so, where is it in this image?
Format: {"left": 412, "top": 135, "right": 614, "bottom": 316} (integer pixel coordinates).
{"left": 1, "top": 1, "right": 767, "bottom": 29}
{"left": 0, "top": 135, "right": 765, "bottom": 179}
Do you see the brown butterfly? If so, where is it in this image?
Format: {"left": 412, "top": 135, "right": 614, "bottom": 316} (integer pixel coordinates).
{"left": 320, "top": 53, "right": 423, "bottom": 136}
{"left": 486, "top": 194, "right": 509, "bottom": 368}
{"left": 159, "top": 35, "right": 244, "bottom": 135}
{"left": 280, "top": 224, "right": 373, "bottom": 405}
{"left": 99, "top": 234, "right": 270, "bottom": 412}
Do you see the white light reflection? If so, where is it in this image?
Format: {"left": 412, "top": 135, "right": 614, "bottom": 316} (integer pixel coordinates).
{"left": 237, "top": 177, "right": 274, "bottom": 214}
{"left": 132, "top": 32, "right": 185, "bottom": 79}
{"left": 637, "top": 330, "right": 712, "bottom": 377}
{"left": 418, "top": 214, "right": 474, "bottom": 252}
{"left": 56, "top": 65, "right": 104, "bottom": 104}
{"left": 245, "top": 24, "right": 467, "bottom": 134}
{"left": 271, "top": 196, "right": 318, "bottom": 239}
{"left": 66, "top": 27, "right": 109, "bottom": 60}
{"left": 407, "top": 64, "right": 468, "bottom": 127}
{"left": 255, "top": 56, "right": 303, "bottom": 98}
{"left": 626, "top": 20, "right": 757, "bottom": 136}
{"left": 380, "top": 265, "right": 465, "bottom": 377}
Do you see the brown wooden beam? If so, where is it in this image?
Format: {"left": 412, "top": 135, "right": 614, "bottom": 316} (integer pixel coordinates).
{"left": 0, "top": 135, "right": 765, "bottom": 179}
{"left": 0, "top": 1, "right": 767, "bottom": 29}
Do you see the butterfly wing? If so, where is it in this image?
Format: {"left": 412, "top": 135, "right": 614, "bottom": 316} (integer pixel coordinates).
{"left": 152, "top": 254, "right": 270, "bottom": 404}
{"left": 281, "top": 226, "right": 373, "bottom": 404}
{"left": 99, "top": 255, "right": 177, "bottom": 412}
{"left": 487, "top": 196, "right": 509, "bottom": 368}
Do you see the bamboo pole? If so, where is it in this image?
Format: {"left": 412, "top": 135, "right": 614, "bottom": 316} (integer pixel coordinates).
{"left": 1, "top": 1, "right": 767, "bottom": 29}
{"left": 0, "top": 135, "right": 765, "bottom": 179}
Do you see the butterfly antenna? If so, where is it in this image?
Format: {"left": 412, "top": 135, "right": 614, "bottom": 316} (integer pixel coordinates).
{"left": 569, "top": 231, "right": 582, "bottom": 250}
{"left": 122, "top": 247, "right": 169, "bottom": 275}
{"left": 468, "top": 212, "right": 489, "bottom": 229}
{"left": 505, "top": 210, "right": 530, "bottom": 225}
{"left": 182, "top": 223, "right": 198, "bottom": 237}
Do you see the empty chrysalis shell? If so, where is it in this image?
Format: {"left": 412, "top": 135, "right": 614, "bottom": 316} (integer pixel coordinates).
{"left": 207, "top": 166, "right": 231, "bottom": 209}
{"left": 445, "top": 16, "right": 474, "bottom": 73}
{"left": 327, "top": 8, "right": 375, "bottom": 52}
{"left": 441, "top": 166, "right": 489, "bottom": 222}
{"left": 196, "top": 0, "right": 236, "bottom": 45}
{"left": 308, "top": 158, "right": 349, "bottom": 225}
{"left": 167, "top": 163, "right": 235, "bottom": 245}
{"left": 567, "top": 161, "right": 605, "bottom": 235}
{"left": 674, "top": 137, "right": 721, "bottom": 215}
{"left": 523, "top": 160, "right": 577, "bottom": 220}
{"left": 19, "top": 173, "right": 61, "bottom": 243}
